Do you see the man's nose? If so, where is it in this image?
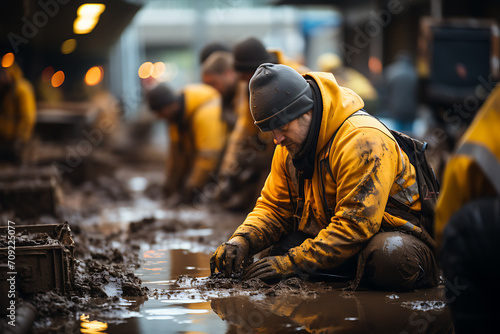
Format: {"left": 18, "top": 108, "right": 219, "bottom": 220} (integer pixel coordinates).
{"left": 272, "top": 130, "right": 285, "bottom": 145}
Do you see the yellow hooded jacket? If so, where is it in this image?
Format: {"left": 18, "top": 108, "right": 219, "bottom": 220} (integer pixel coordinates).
{"left": 435, "top": 85, "right": 500, "bottom": 245}
{"left": 219, "top": 50, "right": 309, "bottom": 176}
{"left": 231, "top": 72, "right": 421, "bottom": 271}
{"left": 165, "top": 83, "right": 226, "bottom": 193}
{"left": 0, "top": 63, "right": 36, "bottom": 143}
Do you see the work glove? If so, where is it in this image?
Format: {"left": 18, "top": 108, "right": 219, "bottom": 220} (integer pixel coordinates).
{"left": 210, "top": 236, "right": 250, "bottom": 277}
{"left": 243, "top": 255, "right": 295, "bottom": 282}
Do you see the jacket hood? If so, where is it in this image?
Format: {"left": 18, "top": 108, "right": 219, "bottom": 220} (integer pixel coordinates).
{"left": 303, "top": 72, "right": 365, "bottom": 153}
{"left": 183, "top": 83, "right": 219, "bottom": 119}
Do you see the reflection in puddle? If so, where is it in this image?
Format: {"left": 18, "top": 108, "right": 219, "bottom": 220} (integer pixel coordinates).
{"left": 210, "top": 288, "right": 453, "bottom": 334}
{"left": 137, "top": 247, "right": 211, "bottom": 287}
{"left": 80, "top": 314, "right": 109, "bottom": 334}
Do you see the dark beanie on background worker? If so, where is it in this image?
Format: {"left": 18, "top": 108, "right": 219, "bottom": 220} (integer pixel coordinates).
{"left": 249, "top": 63, "right": 313, "bottom": 132}
{"left": 146, "top": 83, "right": 178, "bottom": 112}
{"left": 200, "top": 42, "right": 230, "bottom": 64}
{"left": 233, "top": 37, "right": 276, "bottom": 73}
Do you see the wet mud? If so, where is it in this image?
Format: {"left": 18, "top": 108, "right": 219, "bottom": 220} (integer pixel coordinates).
{"left": 0, "top": 164, "right": 454, "bottom": 333}
{"left": 13, "top": 224, "right": 149, "bottom": 333}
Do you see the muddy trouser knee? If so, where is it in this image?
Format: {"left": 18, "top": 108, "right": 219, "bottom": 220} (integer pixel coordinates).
{"left": 353, "top": 231, "right": 438, "bottom": 291}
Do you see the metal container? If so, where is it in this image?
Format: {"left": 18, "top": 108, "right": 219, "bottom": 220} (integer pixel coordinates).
{"left": 0, "top": 167, "right": 61, "bottom": 219}
{"left": 0, "top": 223, "right": 75, "bottom": 299}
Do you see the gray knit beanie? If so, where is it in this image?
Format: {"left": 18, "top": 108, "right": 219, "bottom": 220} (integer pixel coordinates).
{"left": 249, "top": 63, "right": 313, "bottom": 132}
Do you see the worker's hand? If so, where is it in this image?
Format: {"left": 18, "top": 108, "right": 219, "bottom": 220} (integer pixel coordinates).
{"left": 243, "top": 255, "right": 295, "bottom": 282}
{"left": 210, "top": 236, "right": 250, "bottom": 277}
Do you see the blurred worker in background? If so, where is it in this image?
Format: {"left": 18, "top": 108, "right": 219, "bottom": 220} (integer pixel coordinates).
{"left": 146, "top": 82, "right": 227, "bottom": 206}
{"left": 437, "top": 84, "right": 500, "bottom": 333}
{"left": 217, "top": 37, "right": 309, "bottom": 211}
{"left": 211, "top": 64, "right": 437, "bottom": 291}
{"left": 0, "top": 62, "right": 36, "bottom": 163}
{"left": 317, "top": 52, "right": 378, "bottom": 114}
{"left": 201, "top": 51, "right": 239, "bottom": 133}
{"left": 383, "top": 51, "right": 418, "bottom": 133}
{"left": 199, "top": 41, "right": 230, "bottom": 65}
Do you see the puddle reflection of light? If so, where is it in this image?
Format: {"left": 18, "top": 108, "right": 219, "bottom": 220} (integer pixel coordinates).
{"left": 146, "top": 307, "right": 209, "bottom": 323}
{"left": 184, "top": 228, "right": 213, "bottom": 237}
{"left": 144, "top": 268, "right": 163, "bottom": 271}
{"left": 80, "top": 314, "right": 108, "bottom": 334}
{"left": 161, "top": 298, "right": 206, "bottom": 304}
{"left": 143, "top": 249, "right": 167, "bottom": 258}
{"left": 128, "top": 177, "right": 148, "bottom": 192}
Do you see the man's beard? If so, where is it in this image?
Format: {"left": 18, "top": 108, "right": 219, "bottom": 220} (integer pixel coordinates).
{"left": 286, "top": 140, "right": 307, "bottom": 159}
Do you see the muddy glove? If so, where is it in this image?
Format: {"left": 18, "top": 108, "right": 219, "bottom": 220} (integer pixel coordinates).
{"left": 210, "top": 236, "right": 250, "bottom": 277}
{"left": 243, "top": 255, "right": 295, "bottom": 282}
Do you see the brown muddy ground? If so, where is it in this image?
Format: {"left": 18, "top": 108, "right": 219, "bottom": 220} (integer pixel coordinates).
{"left": 1, "top": 164, "right": 454, "bottom": 333}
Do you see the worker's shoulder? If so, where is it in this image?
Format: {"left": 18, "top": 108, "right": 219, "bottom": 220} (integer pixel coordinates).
{"left": 342, "top": 113, "right": 393, "bottom": 140}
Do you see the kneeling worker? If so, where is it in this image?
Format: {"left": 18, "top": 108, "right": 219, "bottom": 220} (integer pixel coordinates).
{"left": 210, "top": 64, "right": 438, "bottom": 291}
{"left": 147, "top": 83, "right": 226, "bottom": 205}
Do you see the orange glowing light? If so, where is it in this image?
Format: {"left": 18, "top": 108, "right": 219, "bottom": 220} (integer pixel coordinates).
{"left": 51, "top": 71, "right": 65, "bottom": 88}
{"left": 151, "top": 62, "right": 166, "bottom": 79}
{"left": 2, "top": 53, "right": 15, "bottom": 68}
{"left": 143, "top": 267, "right": 163, "bottom": 271}
{"left": 80, "top": 313, "right": 108, "bottom": 333}
{"left": 138, "top": 62, "right": 154, "bottom": 79}
{"left": 41, "top": 66, "right": 54, "bottom": 83}
{"left": 85, "top": 66, "right": 103, "bottom": 86}
{"left": 80, "top": 320, "right": 108, "bottom": 332}
{"left": 368, "top": 57, "right": 383, "bottom": 74}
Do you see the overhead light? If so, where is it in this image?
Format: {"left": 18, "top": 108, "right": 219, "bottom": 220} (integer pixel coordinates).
{"left": 77, "top": 3, "right": 105, "bottom": 17}
{"left": 152, "top": 62, "right": 166, "bottom": 79}
{"left": 41, "top": 66, "right": 54, "bottom": 82}
{"left": 138, "top": 62, "right": 154, "bottom": 79}
{"left": 73, "top": 4, "right": 105, "bottom": 35}
{"left": 1, "top": 53, "right": 15, "bottom": 68}
{"left": 61, "top": 39, "right": 77, "bottom": 54}
{"left": 51, "top": 71, "right": 65, "bottom": 88}
{"left": 85, "top": 66, "right": 103, "bottom": 86}
{"left": 369, "top": 56, "right": 382, "bottom": 74}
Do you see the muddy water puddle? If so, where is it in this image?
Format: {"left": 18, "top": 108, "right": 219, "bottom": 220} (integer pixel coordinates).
{"left": 21, "top": 167, "right": 453, "bottom": 334}
{"left": 71, "top": 240, "right": 453, "bottom": 334}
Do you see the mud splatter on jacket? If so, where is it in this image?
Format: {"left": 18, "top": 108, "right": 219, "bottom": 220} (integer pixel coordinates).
{"left": 435, "top": 85, "right": 500, "bottom": 245}
{"left": 231, "top": 72, "right": 421, "bottom": 271}
{"left": 165, "top": 84, "right": 226, "bottom": 194}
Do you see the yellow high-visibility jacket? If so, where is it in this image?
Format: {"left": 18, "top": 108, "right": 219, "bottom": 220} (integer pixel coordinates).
{"left": 231, "top": 72, "right": 421, "bottom": 271}
{"left": 165, "top": 83, "right": 226, "bottom": 194}
{"left": 435, "top": 85, "right": 500, "bottom": 245}
{"left": 0, "top": 63, "right": 36, "bottom": 143}
{"left": 219, "top": 50, "right": 309, "bottom": 176}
